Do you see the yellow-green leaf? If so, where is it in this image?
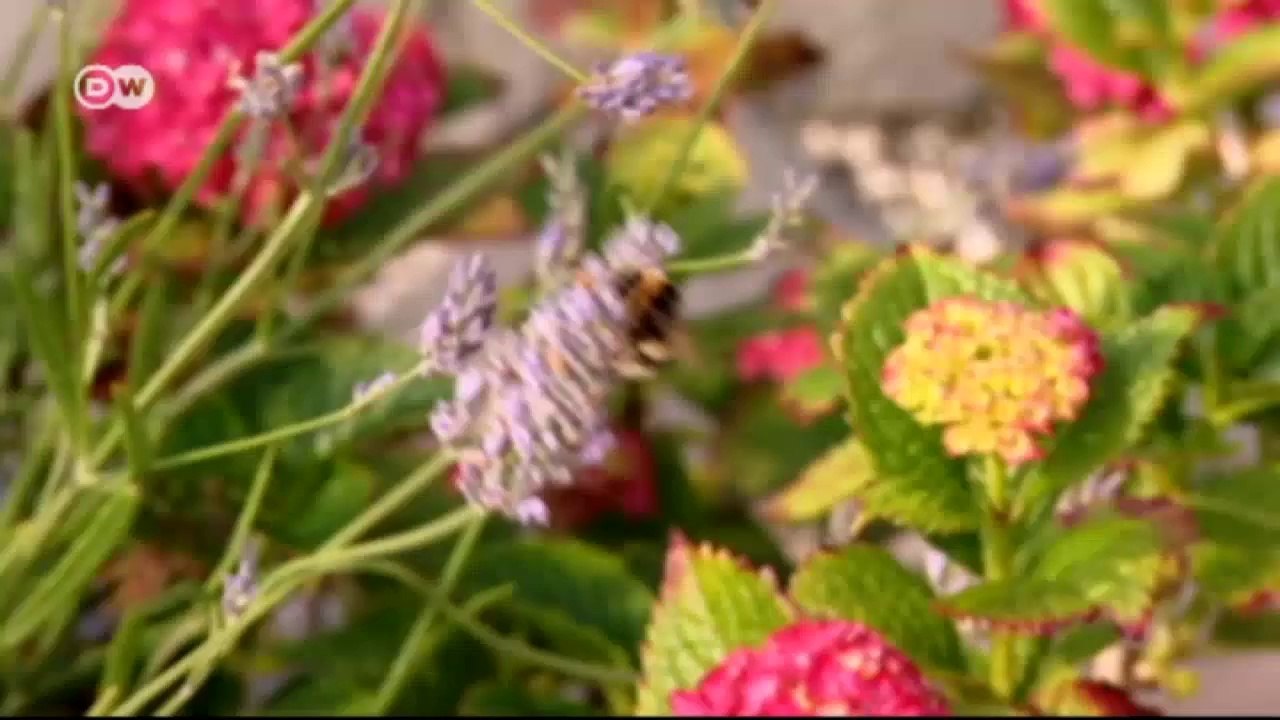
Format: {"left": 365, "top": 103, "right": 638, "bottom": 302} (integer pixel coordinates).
{"left": 1119, "top": 121, "right": 1211, "bottom": 200}
{"left": 634, "top": 534, "right": 792, "bottom": 715}
{"left": 607, "top": 117, "right": 747, "bottom": 208}
{"left": 760, "top": 436, "right": 875, "bottom": 522}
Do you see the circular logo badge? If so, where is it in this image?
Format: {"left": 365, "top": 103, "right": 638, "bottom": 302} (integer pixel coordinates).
{"left": 73, "top": 64, "right": 117, "bottom": 110}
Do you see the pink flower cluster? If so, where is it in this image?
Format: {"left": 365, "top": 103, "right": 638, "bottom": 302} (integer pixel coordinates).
{"left": 670, "top": 619, "right": 952, "bottom": 716}
{"left": 736, "top": 269, "right": 826, "bottom": 384}
{"left": 1005, "top": 0, "right": 1280, "bottom": 122}
{"left": 81, "top": 0, "right": 446, "bottom": 228}
{"left": 736, "top": 327, "right": 826, "bottom": 384}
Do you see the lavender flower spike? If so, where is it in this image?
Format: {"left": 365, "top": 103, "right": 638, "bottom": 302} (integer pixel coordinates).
{"left": 424, "top": 229, "right": 669, "bottom": 523}
{"left": 419, "top": 254, "right": 498, "bottom": 373}
{"left": 229, "top": 51, "right": 305, "bottom": 119}
{"left": 577, "top": 52, "right": 693, "bottom": 122}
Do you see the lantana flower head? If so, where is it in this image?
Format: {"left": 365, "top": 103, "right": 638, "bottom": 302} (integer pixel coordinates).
{"left": 81, "top": 0, "right": 445, "bottom": 228}
{"left": 670, "top": 619, "right": 951, "bottom": 716}
{"left": 882, "top": 297, "right": 1104, "bottom": 467}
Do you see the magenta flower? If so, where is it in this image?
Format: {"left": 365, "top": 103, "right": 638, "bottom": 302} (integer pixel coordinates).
{"left": 80, "top": 0, "right": 445, "bottom": 228}
{"left": 736, "top": 327, "right": 827, "bottom": 384}
{"left": 1048, "top": 45, "right": 1171, "bottom": 122}
{"left": 670, "top": 619, "right": 952, "bottom": 716}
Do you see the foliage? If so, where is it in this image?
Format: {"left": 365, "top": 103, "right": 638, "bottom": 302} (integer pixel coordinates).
{"left": 2, "top": 0, "right": 1280, "bottom": 716}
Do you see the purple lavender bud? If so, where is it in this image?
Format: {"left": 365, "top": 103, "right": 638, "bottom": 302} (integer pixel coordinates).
{"left": 420, "top": 254, "right": 498, "bottom": 373}
{"left": 603, "top": 218, "right": 682, "bottom": 270}
{"left": 578, "top": 429, "right": 616, "bottom": 465}
{"left": 514, "top": 496, "right": 550, "bottom": 527}
{"left": 222, "top": 540, "right": 261, "bottom": 620}
{"left": 429, "top": 402, "right": 469, "bottom": 444}
{"left": 577, "top": 52, "right": 693, "bottom": 123}
{"left": 535, "top": 219, "right": 580, "bottom": 279}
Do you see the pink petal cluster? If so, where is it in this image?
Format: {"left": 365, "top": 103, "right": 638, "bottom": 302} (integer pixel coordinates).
{"left": 1194, "top": 0, "right": 1280, "bottom": 56}
{"left": 772, "top": 268, "right": 814, "bottom": 313}
{"left": 80, "top": 0, "right": 446, "bottom": 228}
{"left": 736, "top": 327, "right": 827, "bottom": 384}
{"left": 882, "top": 297, "right": 1104, "bottom": 467}
{"left": 1003, "top": 0, "right": 1170, "bottom": 121}
{"left": 670, "top": 619, "right": 952, "bottom": 716}
{"left": 1007, "top": 0, "right": 1280, "bottom": 122}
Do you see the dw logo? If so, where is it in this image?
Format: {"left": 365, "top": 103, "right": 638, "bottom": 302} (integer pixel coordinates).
{"left": 74, "top": 64, "right": 156, "bottom": 111}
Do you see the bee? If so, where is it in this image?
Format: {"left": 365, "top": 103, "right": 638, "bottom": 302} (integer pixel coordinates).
{"left": 613, "top": 266, "right": 682, "bottom": 380}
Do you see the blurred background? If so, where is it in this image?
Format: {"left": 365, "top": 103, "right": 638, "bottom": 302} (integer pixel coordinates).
{"left": 4, "top": 0, "right": 1278, "bottom": 713}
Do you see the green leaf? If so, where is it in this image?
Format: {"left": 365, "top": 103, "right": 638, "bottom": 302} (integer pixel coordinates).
{"left": 278, "top": 459, "right": 375, "bottom": 548}
{"left": 759, "top": 436, "right": 874, "bottom": 523}
{"left": 717, "top": 391, "right": 849, "bottom": 500}
{"left": 964, "top": 32, "right": 1076, "bottom": 140}
{"left": 1192, "top": 542, "right": 1280, "bottom": 602}
{"left": 439, "top": 64, "right": 504, "bottom": 118}
{"left": 607, "top": 117, "right": 747, "bottom": 209}
{"left": 1181, "top": 24, "right": 1280, "bottom": 111}
{"left": 788, "top": 544, "right": 964, "bottom": 672}
{"left": 1118, "top": 121, "right": 1211, "bottom": 201}
{"left": 634, "top": 534, "right": 792, "bottom": 715}
{"left": 1, "top": 483, "right": 139, "bottom": 650}
{"left": 1020, "top": 240, "right": 1134, "bottom": 330}
{"left": 1048, "top": 623, "right": 1122, "bottom": 666}
{"left": 810, "top": 242, "right": 882, "bottom": 333}
{"left": 1212, "top": 609, "right": 1280, "bottom": 648}
{"left": 459, "top": 680, "right": 597, "bottom": 717}
{"left": 461, "top": 538, "right": 655, "bottom": 659}
{"left": 255, "top": 336, "right": 450, "bottom": 463}
{"left": 662, "top": 191, "right": 767, "bottom": 262}
{"left": 778, "top": 362, "right": 844, "bottom": 418}
{"left": 835, "top": 248, "right": 1028, "bottom": 532}
{"left": 1221, "top": 283, "right": 1280, "bottom": 372}
{"left": 941, "top": 516, "right": 1167, "bottom": 628}
{"left": 1189, "top": 467, "right": 1280, "bottom": 548}
{"left": 1212, "top": 176, "right": 1280, "bottom": 301}
{"left": 1020, "top": 307, "right": 1197, "bottom": 514}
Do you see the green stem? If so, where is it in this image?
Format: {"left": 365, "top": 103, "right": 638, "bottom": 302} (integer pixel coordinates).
{"left": 149, "top": 358, "right": 429, "bottom": 470}
{"left": 90, "top": 340, "right": 274, "bottom": 468}
{"left": 266, "top": 0, "right": 416, "bottom": 339}
{"left": 279, "top": 505, "right": 483, "bottom": 585}
{"left": 373, "top": 513, "right": 487, "bottom": 712}
{"left": 0, "top": 411, "right": 54, "bottom": 531}
{"left": 667, "top": 246, "right": 761, "bottom": 278}
{"left": 106, "top": 645, "right": 204, "bottom": 716}
{"left": 285, "top": 104, "right": 586, "bottom": 337}
{"left": 647, "top": 0, "right": 778, "bottom": 212}
{"left": 134, "top": 196, "right": 319, "bottom": 409}
{"left": 52, "top": 6, "right": 85, "bottom": 444}
{"left": 438, "top": 596, "right": 636, "bottom": 685}
{"left": 982, "top": 456, "right": 1016, "bottom": 700}
{"left": 208, "top": 447, "right": 277, "bottom": 588}
{"left": 471, "top": 0, "right": 588, "bottom": 82}
{"left": 323, "top": 452, "right": 456, "bottom": 549}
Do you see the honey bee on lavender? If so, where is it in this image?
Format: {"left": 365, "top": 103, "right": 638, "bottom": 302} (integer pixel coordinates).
{"left": 612, "top": 265, "right": 682, "bottom": 379}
